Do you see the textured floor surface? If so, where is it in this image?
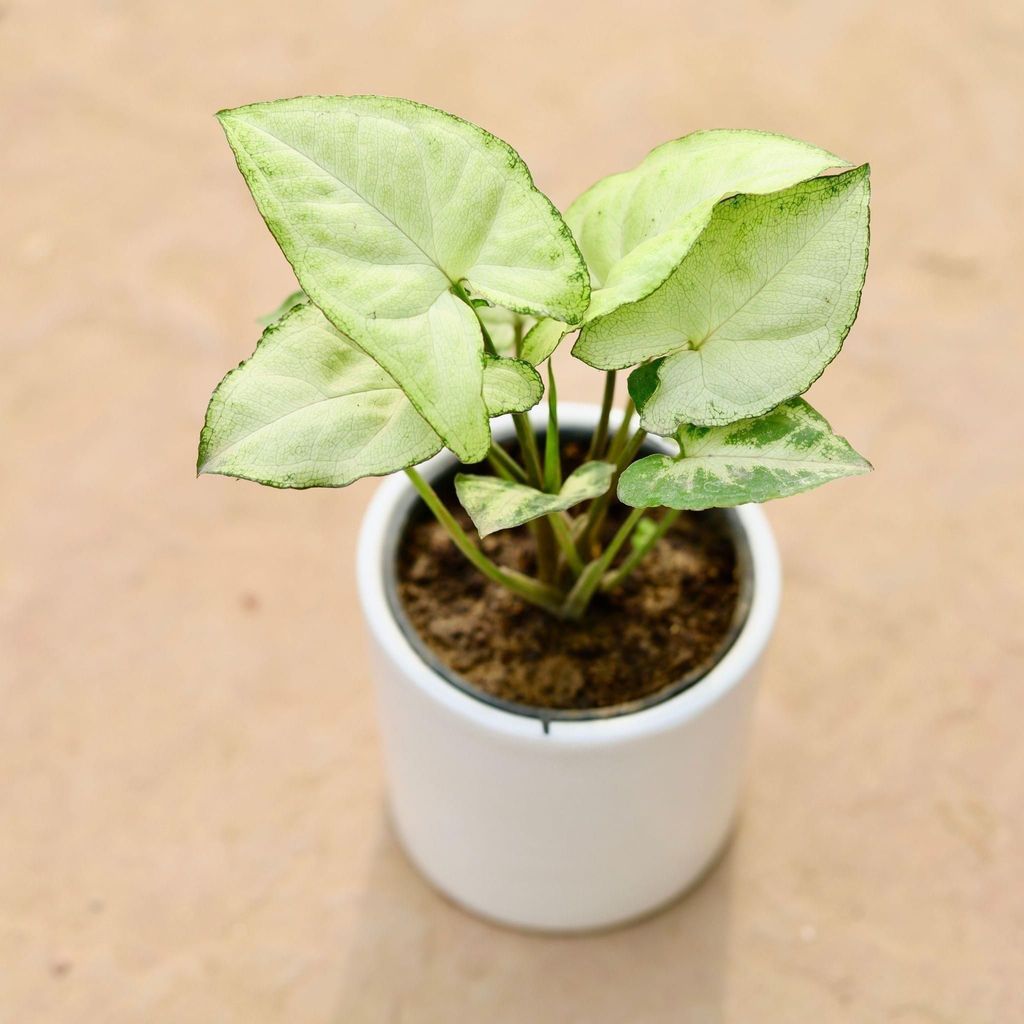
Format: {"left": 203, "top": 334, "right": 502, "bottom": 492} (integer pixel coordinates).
{"left": 3, "top": 1, "right": 1022, "bottom": 1020}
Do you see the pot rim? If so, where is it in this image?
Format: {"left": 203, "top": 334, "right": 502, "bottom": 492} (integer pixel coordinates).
{"left": 357, "top": 402, "right": 782, "bottom": 746}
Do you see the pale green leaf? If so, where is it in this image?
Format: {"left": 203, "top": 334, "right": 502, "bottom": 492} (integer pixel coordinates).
{"left": 580, "top": 166, "right": 870, "bottom": 433}
{"left": 520, "top": 317, "right": 571, "bottom": 365}
{"left": 198, "top": 302, "right": 442, "bottom": 487}
{"left": 617, "top": 399, "right": 871, "bottom": 510}
{"left": 628, "top": 515, "right": 659, "bottom": 552}
{"left": 567, "top": 129, "right": 848, "bottom": 325}
{"left": 198, "top": 303, "right": 543, "bottom": 488}
{"left": 481, "top": 355, "right": 543, "bottom": 416}
{"left": 258, "top": 289, "right": 306, "bottom": 326}
{"left": 217, "top": 95, "right": 589, "bottom": 462}
{"left": 455, "top": 461, "right": 614, "bottom": 537}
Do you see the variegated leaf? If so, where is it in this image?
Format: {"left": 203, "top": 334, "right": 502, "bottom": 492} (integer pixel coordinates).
{"left": 582, "top": 166, "right": 870, "bottom": 433}
{"left": 617, "top": 399, "right": 871, "bottom": 510}
{"left": 217, "top": 95, "right": 588, "bottom": 462}
{"left": 520, "top": 317, "right": 572, "bottom": 365}
{"left": 480, "top": 355, "right": 543, "bottom": 416}
{"left": 533, "top": 131, "right": 847, "bottom": 364}
{"left": 455, "top": 461, "right": 614, "bottom": 537}
{"left": 198, "top": 303, "right": 542, "bottom": 488}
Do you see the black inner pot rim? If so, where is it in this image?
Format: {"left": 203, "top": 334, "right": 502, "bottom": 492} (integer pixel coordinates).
{"left": 382, "top": 428, "right": 755, "bottom": 725}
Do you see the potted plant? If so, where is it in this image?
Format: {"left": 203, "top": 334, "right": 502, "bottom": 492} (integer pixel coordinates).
{"left": 198, "top": 95, "right": 871, "bottom": 931}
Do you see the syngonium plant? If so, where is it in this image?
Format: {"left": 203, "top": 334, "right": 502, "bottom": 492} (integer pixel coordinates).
{"left": 199, "top": 95, "right": 872, "bottom": 621}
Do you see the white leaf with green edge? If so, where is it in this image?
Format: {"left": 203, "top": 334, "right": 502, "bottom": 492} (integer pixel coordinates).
{"left": 198, "top": 304, "right": 543, "bottom": 488}
{"left": 217, "top": 95, "right": 589, "bottom": 463}
{"left": 480, "top": 355, "right": 543, "bottom": 415}
{"left": 258, "top": 289, "right": 306, "bottom": 326}
{"left": 617, "top": 399, "right": 871, "bottom": 510}
{"left": 568, "top": 129, "right": 849, "bottom": 326}
{"left": 583, "top": 166, "right": 870, "bottom": 433}
{"left": 520, "top": 317, "right": 571, "bottom": 365}
{"left": 527, "top": 131, "right": 848, "bottom": 364}
{"left": 455, "top": 461, "right": 614, "bottom": 538}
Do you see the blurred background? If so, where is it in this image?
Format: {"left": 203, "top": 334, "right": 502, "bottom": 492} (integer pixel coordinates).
{"left": 3, "top": 1, "right": 1022, "bottom": 1020}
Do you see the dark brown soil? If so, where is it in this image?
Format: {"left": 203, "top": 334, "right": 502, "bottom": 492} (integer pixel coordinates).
{"left": 395, "top": 439, "right": 743, "bottom": 712}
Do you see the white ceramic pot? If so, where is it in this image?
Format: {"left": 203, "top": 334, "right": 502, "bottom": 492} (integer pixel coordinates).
{"left": 357, "top": 403, "right": 781, "bottom": 932}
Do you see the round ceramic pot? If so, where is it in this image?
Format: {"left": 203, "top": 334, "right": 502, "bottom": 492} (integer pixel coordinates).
{"left": 357, "top": 402, "right": 781, "bottom": 932}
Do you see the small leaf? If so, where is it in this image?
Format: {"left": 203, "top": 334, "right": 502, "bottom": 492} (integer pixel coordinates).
{"left": 520, "top": 317, "right": 571, "bottom": 365}
{"left": 628, "top": 515, "right": 659, "bottom": 552}
{"left": 481, "top": 355, "right": 543, "bottom": 416}
{"left": 567, "top": 129, "right": 848, "bottom": 325}
{"left": 579, "top": 166, "right": 870, "bottom": 433}
{"left": 217, "top": 95, "right": 589, "bottom": 462}
{"left": 625, "top": 359, "right": 661, "bottom": 410}
{"left": 455, "top": 461, "right": 614, "bottom": 537}
{"left": 258, "top": 289, "right": 306, "bottom": 326}
{"left": 617, "top": 399, "right": 871, "bottom": 510}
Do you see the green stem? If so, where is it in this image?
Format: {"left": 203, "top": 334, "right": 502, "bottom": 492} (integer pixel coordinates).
{"left": 549, "top": 512, "right": 584, "bottom": 575}
{"left": 508, "top": 411, "right": 557, "bottom": 582}
{"left": 600, "top": 508, "right": 681, "bottom": 592}
{"left": 577, "top": 409, "right": 646, "bottom": 559}
{"left": 452, "top": 281, "right": 499, "bottom": 356}
{"left": 513, "top": 412, "right": 545, "bottom": 489}
{"left": 607, "top": 397, "right": 636, "bottom": 462}
{"left": 586, "top": 370, "right": 616, "bottom": 461}
{"left": 488, "top": 441, "right": 528, "bottom": 483}
{"left": 405, "top": 468, "right": 565, "bottom": 616}
{"left": 562, "top": 507, "right": 646, "bottom": 620}
{"left": 450, "top": 284, "right": 558, "bottom": 585}
{"left": 544, "top": 361, "right": 562, "bottom": 492}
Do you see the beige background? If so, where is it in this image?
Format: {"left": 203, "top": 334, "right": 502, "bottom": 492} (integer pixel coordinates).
{"left": 3, "top": 1, "right": 1022, "bottom": 1020}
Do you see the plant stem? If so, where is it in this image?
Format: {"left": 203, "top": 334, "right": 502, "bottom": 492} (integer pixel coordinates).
{"left": 607, "top": 397, "right": 636, "bottom": 462}
{"left": 581, "top": 426, "right": 647, "bottom": 555}
{"left": 548, "top": 512, "right": 584, "bottom": 575}
{"left": 404, "top": 468, "right": 565, "bottom": 616}
{"left": 600, "top": 508, "right": 681, "bottom": 592}
{"left": 487, "top": 441, "right": 528, "bottom": 483}
{"left": 452, "top": 281, "right": 499, "bottom": 356}
{"left": 448, "top": 283, "right": 559, "bottom": 590}
{"left": 544, "top": 361, "right": 562, "bottom": 492}
{"left": 513, "top": 412, "right": 545, "bottom": 488}
{"left": 561, "top": 507, "right": 646, "bottom": 620}
{"left": 577, "top": 405, "right": 647, "bottom": 559}
{"left": 586, "top": 370, "right": 616, "bottom": 461}
{"left": 508, "top": 411, "right": 558, "bottom": 582}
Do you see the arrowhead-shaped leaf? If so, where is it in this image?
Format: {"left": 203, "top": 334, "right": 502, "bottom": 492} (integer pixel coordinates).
{"left": 217, "top": 95, "right": 589, "bottom": 462}
{"left": 455, "top": 461, "right": 614, "bottom": 537}
{"left": 570, "top": 129, "right": 848, "bottom": 323}
{"left": 198, "top": 303, "right": 543, "bottom": 488}
{"left": 532, "top": 130, "right": 848, "bottom": 364}
{"left": 577, "top": 166, "right": 870, "bottom": 433}
{"left": 617, "top": 399, "right": 871, "bottom": 510}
